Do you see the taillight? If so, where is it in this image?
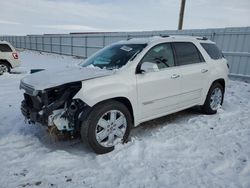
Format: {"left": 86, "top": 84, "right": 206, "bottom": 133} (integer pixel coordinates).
{"left": 12, "top": 53, "right": 18, "bottom": 59}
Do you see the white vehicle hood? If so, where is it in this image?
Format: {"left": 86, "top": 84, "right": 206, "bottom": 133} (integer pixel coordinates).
{"left": 21, "top": 66, "right": 113, "bottom": 90}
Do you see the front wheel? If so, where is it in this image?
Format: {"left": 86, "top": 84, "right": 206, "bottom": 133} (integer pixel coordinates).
{"left": 81, "top": 100, "right": 132, "bottom": 154}
{"left": 201, "top": 83, "right": 224, "bottom": 114}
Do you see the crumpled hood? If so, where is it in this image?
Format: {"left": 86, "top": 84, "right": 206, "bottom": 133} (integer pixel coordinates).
{"left": 21, "top": 66, "right": 113, "bottom": 90}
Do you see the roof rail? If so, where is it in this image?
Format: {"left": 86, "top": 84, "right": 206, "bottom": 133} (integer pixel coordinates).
{"left": 196, "top": 36, "right": 208, "bottom": 40}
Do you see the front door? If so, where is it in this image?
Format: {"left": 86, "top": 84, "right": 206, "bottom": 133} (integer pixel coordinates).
{"left": 136, "top": 43, "right": 182, "bottom": 121}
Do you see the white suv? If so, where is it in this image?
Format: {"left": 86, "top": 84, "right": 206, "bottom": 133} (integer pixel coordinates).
{"left": 20, "top": 36, "right": 229, "bottom": 154}
{"left": 0, "top": 41, "right": 20, "bottom": 74}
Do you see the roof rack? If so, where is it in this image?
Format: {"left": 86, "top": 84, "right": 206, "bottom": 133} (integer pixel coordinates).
{"left": 196, "top": 37, "right": 208, "bottom": 40}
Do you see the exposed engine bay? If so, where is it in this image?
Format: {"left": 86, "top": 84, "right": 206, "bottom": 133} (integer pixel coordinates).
{"left": 20, "top": 81, "right": 90, "bottom": 136}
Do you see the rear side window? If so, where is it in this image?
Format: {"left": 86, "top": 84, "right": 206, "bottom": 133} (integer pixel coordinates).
{"left": 172, "top": 42, "right": 204, "bottom": 66}
{"left": 201, "top": 43, "right": 223, "bottom": 60}
{"left": 0, "top": 44, "right": 13, "bottom": 52}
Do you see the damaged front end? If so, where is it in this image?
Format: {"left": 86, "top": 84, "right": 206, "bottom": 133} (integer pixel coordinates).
{"left": 20, "top": 81, "right": 90, "bottom": 136}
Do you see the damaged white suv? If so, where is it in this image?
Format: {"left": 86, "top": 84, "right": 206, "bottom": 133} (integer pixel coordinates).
{"left": 20, "top": 36, "right": 229, "bottom": 154}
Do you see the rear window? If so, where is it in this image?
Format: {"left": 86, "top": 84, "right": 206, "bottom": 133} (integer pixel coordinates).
{"left": 201, "top": 43, "right": 223, "bottom": 60}
{"left": 172, "top": 42, "right": 204, "bottom": 66}
{"left": 0, "top": 44, "right": 13, "bottom": 52}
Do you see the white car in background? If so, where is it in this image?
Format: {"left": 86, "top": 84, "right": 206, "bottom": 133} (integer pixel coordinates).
{"left": 20, "top": 36, "right": 229, "bottom": 154}
{"left": 0, "top": 41, "right": 20, "bottom": 74}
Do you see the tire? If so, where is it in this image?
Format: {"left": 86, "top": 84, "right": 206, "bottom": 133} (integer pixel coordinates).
{"left": 80, "top": 100, "right": 132, "bottom": 154}
{"left": 0, "top": 62, "right": 11, "bottom": 75}
{"left": 201, "top": 82, "right": 224, "bottom": 114}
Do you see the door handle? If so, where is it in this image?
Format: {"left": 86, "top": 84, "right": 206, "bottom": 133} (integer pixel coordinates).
{"left": 201, "top": 69, "right": 208, "bottom": 73}
{"left": 171, "top": 74, "right": 180, "bottom": 79}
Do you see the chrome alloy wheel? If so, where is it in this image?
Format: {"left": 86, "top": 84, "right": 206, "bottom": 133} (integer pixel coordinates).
{"left": 0, "top": 64, "right": 9, "bottom": 74}
{"left": 210, "top": 87, "right": 222, "bottom": 111}
{"left": 95, "top": 110, "right": 127, "bottom": 147}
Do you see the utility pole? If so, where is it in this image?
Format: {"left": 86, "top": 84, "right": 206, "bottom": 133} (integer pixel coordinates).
{"left": 178, "top": 0, "right": 186, "bottom": 30}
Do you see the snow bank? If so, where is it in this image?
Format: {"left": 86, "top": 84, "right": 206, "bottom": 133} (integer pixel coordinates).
{"left": 0, "top": 50, "right": 250, "bottom": 188}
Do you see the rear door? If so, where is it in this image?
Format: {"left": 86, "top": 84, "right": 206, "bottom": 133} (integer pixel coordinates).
{"left": 172, "top": 42, "right": 209, "bottom": 108}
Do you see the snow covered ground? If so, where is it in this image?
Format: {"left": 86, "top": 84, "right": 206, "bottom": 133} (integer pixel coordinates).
{"left": 0, "top": 50, "right": 250, "bottom": 188}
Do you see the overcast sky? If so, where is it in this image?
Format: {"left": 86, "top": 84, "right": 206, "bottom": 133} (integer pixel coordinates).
{"left": 0, "top": 0, "right": 249, "bottom": 35}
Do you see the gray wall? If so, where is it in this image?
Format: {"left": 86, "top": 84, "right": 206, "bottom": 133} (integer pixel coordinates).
{"left": 1, "top": 27, "right": 250, "bottom": 77}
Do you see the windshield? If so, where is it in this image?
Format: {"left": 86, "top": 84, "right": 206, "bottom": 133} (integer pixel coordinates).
{"left": 81, "top": 43, "right": 147, "bottom": 69}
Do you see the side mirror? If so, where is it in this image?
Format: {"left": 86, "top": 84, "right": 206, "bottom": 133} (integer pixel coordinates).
{"left": 140, "top": 62, "right": 159, "bottom": 73}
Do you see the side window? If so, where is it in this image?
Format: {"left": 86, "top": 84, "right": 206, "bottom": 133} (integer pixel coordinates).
{"left": 172, "top": 42, "right": 204, "bottom": 66}
{"left": 141, "top": 43, "right": 175, "bottom": 69}
{"left": 201, "top": 43, "right": 223, "bottom": 60}
{"left": 0, "top": 44, "right": 13, "bottom": 52}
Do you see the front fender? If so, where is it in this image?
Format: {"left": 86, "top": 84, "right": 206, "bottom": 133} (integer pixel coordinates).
{"left": 73, "top": 75, "right": 139, "bottom": 125}
{"left": 73, "top": 75, "right": 137, "bottom": 112}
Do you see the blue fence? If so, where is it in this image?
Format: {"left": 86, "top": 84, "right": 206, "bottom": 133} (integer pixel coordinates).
{"left": 1, "top": 27, "right": 250, "bottom": 78}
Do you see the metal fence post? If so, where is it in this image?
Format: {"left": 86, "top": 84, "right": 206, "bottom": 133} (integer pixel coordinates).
{"left": 211, "top": 32, "right": 216, "bottom": 41}
{"left": 20, "top": 37, "right": 23, "bottom": 48}
{"left": 24, "top": 36, "right": 26, "bottom": 49}
{"left": 103, "top": 35, "right": 105, "bottom": 47}
{"left": 59, "top": 36, "right": 62, "bottom": 54}
{"left": 85, "top": 36, "right": 88, "bottom": 58}
{"left": 25, "top": 36, "right": 28, "bottom": 49}
{"left": 50, "top": 37, "right": 52, "bottom": 53}
{"left": 29, "top": 36, "right": 31, "bottom": 49}
{"left": 42, "top": 36, "right": 44, "bottom": 51}
{"left": 35, "top": 36, "right": 38, "bottom": 50}
{"left": 71, "top": 36, "right": 73, "bottom": 56}
{"left": 15, "top": 36, "right": 17, "bottom": 47}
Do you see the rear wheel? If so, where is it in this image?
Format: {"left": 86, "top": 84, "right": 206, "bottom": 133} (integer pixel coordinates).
{"left": 201, "top": 82, "right": 224, "bottom": 114}
{"left": 81, "top": 100, "right": 132, "bottom": 154}
{"left": 0, "top": 62, "right": 10, "bottom": 75}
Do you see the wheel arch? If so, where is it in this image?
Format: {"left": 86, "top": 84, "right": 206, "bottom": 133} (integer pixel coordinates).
{"left": 201, "top": 78, "right": 225, "bottom": 114}
{"left": 0, "top": 59, "right": 12, "bottom": 68}
{"left": 201, "top": 78, "right": 226, "bottom": 106}
{"left": 91, "top": 97, "right": 135, "bottom": 126}
{"left": 211, "top": 78, "right": 225, "bottom": 92}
